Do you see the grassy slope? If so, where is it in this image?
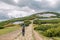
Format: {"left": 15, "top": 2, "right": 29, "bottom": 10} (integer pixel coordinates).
{"left": 0, "top": 25, "right": 20, "bottom": 35}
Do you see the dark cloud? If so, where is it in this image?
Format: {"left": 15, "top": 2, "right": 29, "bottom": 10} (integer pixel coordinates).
{"left": 0, "top": 0, "right": 14, "bottom": 5}
{"left": 0, "top": 0, "right": 60, "bottom": 12}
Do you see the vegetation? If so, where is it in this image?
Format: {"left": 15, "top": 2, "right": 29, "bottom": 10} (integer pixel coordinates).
{"left": 33, "top": 19, "right": 60, "bottom": 24}
{"left": 11, "top": 14, "right": 37, "bottom": 21}
{"left": 0, "top": 12, "right": 59, "bottom": 28}
{"left": 0, "top": 11, "right": 60, "bottom": 37}
{"left": 0, "top": 14, "right": 36, "bottom": 29}
{"left": 43, "top": 27, "right": 60, "bottom": 37}
{"left": 34, "top": 24, "right": 57, "bottom": 31}
{"left": 0, "top": 26, "right": 4, "bottom": 29}
{"left": 0, "top": 14, "right": 35, "bottom": 35}
{"left": 24, "top": 20, "right": 31, "bottom": 26}
{"left": 34, "top": 18, "right": 60, "bottom": 40}
{"left": 37, "top": 12, "right": 60, "bottom": 18}
{"left": 0, "top": 25, "right": 20, "bottom": 35}
{"left": 34, "top": 25, "right": 60, "bottom": 37}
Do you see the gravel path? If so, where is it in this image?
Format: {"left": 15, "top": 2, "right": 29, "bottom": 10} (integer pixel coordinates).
{"left": 14, "top": 24, "right": 34, "bottom": 40}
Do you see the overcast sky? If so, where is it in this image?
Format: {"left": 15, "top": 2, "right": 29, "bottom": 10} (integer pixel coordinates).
{"left": 0, "top": 0, "right": 60, "bottom": 19}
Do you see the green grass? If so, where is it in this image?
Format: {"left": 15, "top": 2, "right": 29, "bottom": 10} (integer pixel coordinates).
{"left": 53, "top": 37, "right": 60, "bottom": 40}
{"left": 0, "top": 26, "right": 20, "bottom": 35}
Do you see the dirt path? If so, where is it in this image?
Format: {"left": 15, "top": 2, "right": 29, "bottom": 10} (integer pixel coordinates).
{"left": 14, "top": 23, "right": 44, "bottom": 40}
{"left": 33, "top": 31, "right": 44, "bottom": 40}
{"left": 14, "top": 24, "right": 34, "bottom": 40}
{"left": 0, "top": 23, "right": 45, "bottom": 40}
{"left": 0, "top": 29, "right": 21, "bottom": 40}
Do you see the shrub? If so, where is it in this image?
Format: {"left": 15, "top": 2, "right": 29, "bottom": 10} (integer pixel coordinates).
{"left": 24, "top": 20, "right": 31, "bottom": 26}
{"left": 33, "top": 20, "right": 41, "bottom": 24}
{"left": 33, "top": 19, "right": 60, "bottom": 24}
{"left": 43, "top": 27, "right": 60, "bottom": 37}
{"left": 43, "top": 28, "right": 56, "bottom": 37}
{"left": 34, "top": 24, "right": 57, "bottom": 31}
{"left": 0, "top": 26, "right": 4, "bottom": 29}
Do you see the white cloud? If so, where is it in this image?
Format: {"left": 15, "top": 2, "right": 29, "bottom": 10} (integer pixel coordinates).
{"left": 21, "top": 6, "right": 35, "bottom": 13}
{"left": 0, "top": 1, "right": 35, "bottom": 18}
{"left": 7, "top": 6, "right": 35, "bottom": 18}
{"left": 0, "top": 1, "right": 21, "bottom": 11}
{"left": 0, "top": 0, "right": 60, "bottom": 19}
{"left": 8, "top": 10, "right": 35, "bottom": 18}
{"left": 35, "top": 0, "right": 42, "bottom": 2}
{"left": 46, "top": 0, "right": 57, "bottom": 7}
{"left": 13, "top": 0, "right": 19, "bottom": 4}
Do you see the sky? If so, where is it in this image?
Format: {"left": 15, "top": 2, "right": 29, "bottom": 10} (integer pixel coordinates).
{"left": 0, "top": 0, "right": 60, "bottom": 19}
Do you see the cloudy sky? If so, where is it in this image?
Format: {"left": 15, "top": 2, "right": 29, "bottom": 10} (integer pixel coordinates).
{"left": 0, "top": 0, "right": 60, "bottom": 19}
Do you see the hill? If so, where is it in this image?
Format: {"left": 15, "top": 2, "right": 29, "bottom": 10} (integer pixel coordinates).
{"left": 0, "top": 12, "right": 60, "bottom": 28}
{"left": 36, "top": 12, "right": 60, "bottom": 18}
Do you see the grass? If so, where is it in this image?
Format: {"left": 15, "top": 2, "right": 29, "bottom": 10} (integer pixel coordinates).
{"left": 35, "top": 30, "right": 60, "bottom": 40}
{"left": 52, "top": 37, "right": 60, "bottom": 40}
{"left": 34, "top": 24, "right": 50, "bottom": 40}
{"left": 0, "top": 25, "right": 20, "bottom": 35}
{"left": 34, "top": 24, "right": 60, "bottom": 40}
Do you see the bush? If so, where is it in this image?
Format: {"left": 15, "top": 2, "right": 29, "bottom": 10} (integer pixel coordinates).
{"left": 33, "top": 20, "right": 41, "bottom": 24}
{"left": 0, "top": 26, "right": 4, "bottom": 29}
{"left": 34, "top": 24, "right": 57, "bottom": 31}
{"left": 55, "top": 27, "right": 60, "bottom": 37}
{"left": 34, "top": 24, "right": 60, "bottom": 37}
{"left": 33, "top": 19, "right": 60, "bottom": 24}
{"left": 43, "top": 28, "right": 56, "bottom": 37}
{"left": 43, "top": 27, "right": 60, "bottom": 37}
{"left": 34, "top": 18, "right": 60, "bottom": 37}
{"left": 24, "top": 20, "right": 31, "bottom": 26}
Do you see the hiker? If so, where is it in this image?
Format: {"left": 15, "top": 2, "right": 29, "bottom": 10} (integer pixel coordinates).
{"left": 22, "top": 27, "right": 25, "bottom": 36}
{"left": 22, "top": 24, "right": 25, "bottom": 36}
